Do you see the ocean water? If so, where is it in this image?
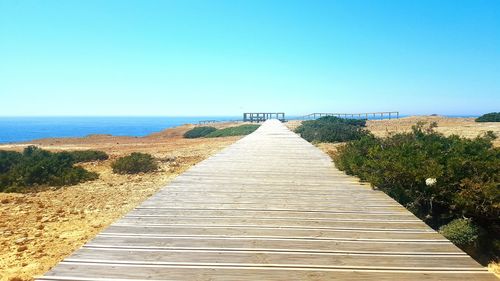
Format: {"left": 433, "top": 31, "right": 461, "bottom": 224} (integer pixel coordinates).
{"left": 0, "top": 116, "right": 238, "bottom": 144}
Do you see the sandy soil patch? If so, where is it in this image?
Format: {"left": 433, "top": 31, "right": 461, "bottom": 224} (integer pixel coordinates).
{"left": 0, "top": 124, "right": 241, "bottom": 281}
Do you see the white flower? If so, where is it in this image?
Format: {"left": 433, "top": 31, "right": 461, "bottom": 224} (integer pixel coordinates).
{"left": 425, "top": 178, "right": 437, "bottom": 186}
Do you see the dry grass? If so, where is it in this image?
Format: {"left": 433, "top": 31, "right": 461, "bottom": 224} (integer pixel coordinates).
{"left": 366, "top": 116, "right": 500, "bottom": 147}
{"left": 286, "top": 116, "right": 500, "bottom": 147}
{"left": 488, "top": 262, "right": 500, "bottom": 278}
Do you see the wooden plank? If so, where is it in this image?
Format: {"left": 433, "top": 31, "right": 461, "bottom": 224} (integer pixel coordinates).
{"left": 127, "top": 208, "right": 419, "bottom": 219}
{"left": 39, "top": 263, "right": 495, "bottom": 281}
{"left": 122, "top": 214, "right": 422, "bottom": 223}
{"left": 87, "top": 235, "right": 462, "bottom": 254}
{"left": 101, "top": 225, "right": 449, "bottom": 240}
{"left": 116, "top": 217, "right": 432, "bottom": 230}
{"left": 66, "top": 248, "right": 481, "bottom": 269}
{"left": 37, "top": 119, "right": 496, "bottom": 280}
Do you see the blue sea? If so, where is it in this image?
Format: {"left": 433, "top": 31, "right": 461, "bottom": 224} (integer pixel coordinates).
{"left": 0, "top": 116, "right": 239, "bottom": 144}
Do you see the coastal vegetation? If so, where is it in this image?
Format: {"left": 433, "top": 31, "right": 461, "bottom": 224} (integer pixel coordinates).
{"left": 439, "top": 218, "right": 480, "bottom": 247}
{"left": 112, "top": 152, "right": 158, "bottom": 174}
{"left": 183, "top": 126, "right": 217, "bottom": 138}
{"left": 330, "top": 122, "right": 499, "bottom": 260}
{"left": 0, "top": 146, "right": 100, "bottom": 192}
{"left": 184, "top": 124, "right": 260, "bottom": 138}
{"left": 476, "top": 112, "right": 500, "bottom": 122}
{"left": 67, "top": 150, "right": 109, "bottom": 162}
{"left": 295, "top": 116, "right": 369, "bottom": 142}
{"left": 206, "top": 124, "right": 260, "bottom": 137}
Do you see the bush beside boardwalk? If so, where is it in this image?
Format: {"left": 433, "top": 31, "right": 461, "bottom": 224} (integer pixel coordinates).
{"left": 184, "top": 124, "right": 260, "bottom": 138}
{"left": 296, "top": 118, "right": 500, "bottom": 263}
{"left": 0, "top": 147, "right": 105, "bottom": 192}
{"left": 183, "top": 126, "right": 217, "bottom": 138}
{"left": 206, "top": 124, "right": 260, "bottom": 137}
{"left": 112, "top": 152, "right": 158, "bottom": 174}
{"left": 477, "top": 112, "right": 500, "bottom": 122}
{"left": 295, "top": 116, "right": 368, "bottom": 142}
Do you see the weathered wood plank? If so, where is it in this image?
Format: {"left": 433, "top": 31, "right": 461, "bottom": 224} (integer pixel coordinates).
{"left": 66, "top": 248, "right": 481, "bottom": 268}
{"left": 86, "top": 235, "right": 462, "bottom": 254}
{"left": 100, "top": 225, "right": 446, "bottom": 240}
{"left": 115, "top": 217, "right": 431, "bottom": 230}
{"left": 39, "top": 263, "right": 494, "bottom": 281}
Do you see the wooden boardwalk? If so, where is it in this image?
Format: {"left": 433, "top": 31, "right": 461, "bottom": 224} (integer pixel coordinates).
{"left": 38, "top": 120, "right": 496, "bottom": 281}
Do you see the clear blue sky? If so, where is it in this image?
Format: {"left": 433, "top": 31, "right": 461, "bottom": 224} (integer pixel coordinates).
{"left": 0, "top": 0, "right": 498, "bottom": 116}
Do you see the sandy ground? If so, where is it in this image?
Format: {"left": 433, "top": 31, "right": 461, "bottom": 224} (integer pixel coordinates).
{"left": 0, "top": 123, "right": 241, "bottom": 281}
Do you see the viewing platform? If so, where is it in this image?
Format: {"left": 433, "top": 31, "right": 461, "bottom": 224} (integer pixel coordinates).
{"left": 243, "top": 112, "right": 285, "bottom": 122}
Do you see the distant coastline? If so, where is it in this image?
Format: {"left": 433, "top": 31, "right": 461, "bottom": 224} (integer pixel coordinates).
{"left": 0, "top": 115, "right": 480, "bottom": 144}
{"left": 0, "top": 116, "right": 239, "bottom": 144}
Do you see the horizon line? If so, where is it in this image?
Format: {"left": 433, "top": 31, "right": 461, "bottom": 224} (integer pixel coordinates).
{"left": 0, "top": 113, "right": 484, "bottom": 118}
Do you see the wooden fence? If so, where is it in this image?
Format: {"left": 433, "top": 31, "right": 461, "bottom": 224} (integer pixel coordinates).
{"left": 300, "top": 111, "right": 399, "bottom": 120}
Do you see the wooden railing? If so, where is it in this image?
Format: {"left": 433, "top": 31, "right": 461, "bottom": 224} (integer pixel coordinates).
{"left": 299, "top": 111, "right": 399, "bottom": 120}
{"left": 198, "top": 120, "right": 218, "bottom": 125}
{"left": 198, "top": 119, "right": 243, "bottom": 125}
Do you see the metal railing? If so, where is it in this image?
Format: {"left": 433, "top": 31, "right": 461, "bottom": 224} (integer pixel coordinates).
{"left": 243, "top": 112, "right": 286, "bottom": 122}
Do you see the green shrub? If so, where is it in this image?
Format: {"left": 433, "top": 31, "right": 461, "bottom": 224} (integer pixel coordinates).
{"left": 67, "top": 150, "right": 109, "bottom": 163}
{"left": 439, "top": 219, "right": 480, "bottom": 246}
{"left": 0, "top": 150, "right": 22, "bottom": 173}
{"left": 332, "top": 123, "right": 499, "bottom": 258}
{"left": 184, "top": 126, "right": 217, "bottom": 138}
{"left": 295, "top": 116, "right": 369, "bottom": 143}
{"left": 476, "top": 112, "right": 500, "bottom": 122}
{"left": 112, "top": 152, "right": 158, "bottom": 174}
{"left": 0, "top": 146, "right": 98, "bottom": 192}
{"left": 206, "top": 124, "right": 260, "bottom": 137}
